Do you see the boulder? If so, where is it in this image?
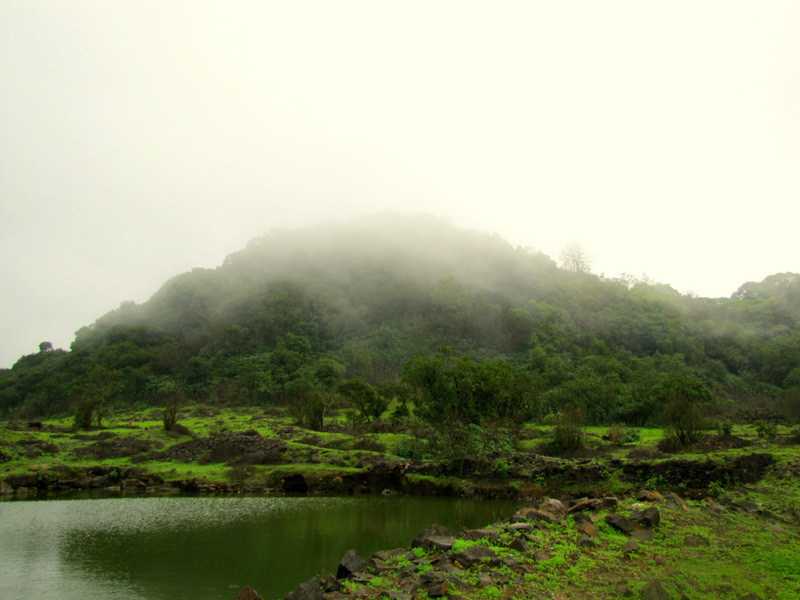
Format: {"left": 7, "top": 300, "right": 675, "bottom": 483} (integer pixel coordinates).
{"left": 514, "top": 507, "right": 561, "bottom": 523}
{"left": 605, "top": 514, "right": 637, "bottom": 535}
{"left": 234, "top": 586, "right": 263, "bottom": 600}
{"left": 568, "top": 496, "right": 618, "bottom": 514}
{"left": 451, "top": 545, "right": 498, "bottom": 568}
{"left": 637, "top": 490, "right": 664, "bottom": 503}
{"left": 285, "top": 577, "right": 325, "bottom": 600}
{"left": 633, "top": 507, "right": 661, "bottom": 529}
{"left": 461, "top": 528, "right": 500, "bottom": 541}
{"left": 540, "top": 497, "right": 567, "bottom": 518}
{"left": 576, "top": 520, "right": 598, "bottom": 538}
{"left": 414, "top": 535, "right": 455, "bottom": 551}
{"left": 336, "top": 549, "right": 366, "bottom": 579}
{"left": 419, "top": 572, "right": 448, "bottom": 597}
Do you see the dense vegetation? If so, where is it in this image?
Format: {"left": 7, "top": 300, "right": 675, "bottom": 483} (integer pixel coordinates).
{"left": 1, "top": 215, "right": 799, "bottom": 430}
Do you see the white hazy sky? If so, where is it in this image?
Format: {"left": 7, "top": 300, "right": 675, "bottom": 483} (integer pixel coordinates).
{"left": 1, "top": 1, "right": 799, "bottom": 367}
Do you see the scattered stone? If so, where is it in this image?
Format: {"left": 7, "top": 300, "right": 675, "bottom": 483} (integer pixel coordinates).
{"left": 336, "top": 549, "right": 366, "bottom": 579}
{"left": 510, "top": 537, "right": 528, "bottom": 552}
{"left": 461, "top": 528, "right": 500, "bottom": 541}
{"left": 606, "top": 514, "right": 637, "bottom": 535}
{"left": 234, "top": 586, "right": 263, "bottom": 600}
{"left": 568, "top": 496, "right": 618, "bottom": 514}
{"left": 415, "top": 535, "right": 455, "bottom": 551}
{"left": 420, "top": 571, "right": 448, "bottom": 597}
{"left": 285, "top": 576, "right": 325, "bottom": 600}
{"left": 533, "top": 550, "right": 551, "bottom": 562}
{"left": 451, "top": 545, "right": 498, "bottom": 568}
{"left": 576, "top": 520, "right": 598, "bottom": 538}
{"left": 638, "top": 490, "right": 664, "bottom": 503}
{"left": 630, "top": 529, "right": 654, "bottom": 541}
{"left": 633, "top": 507, "right": 661, "bottom": 528}
{"left": 412, "top": 525, "right": 451, "bottom": 548}
{"left": 507, "top": 522, "right": 533, "bottom": 533}
{"left": 665, "top": 492, "right": 689, "bottom": 512}
{"left": 540, "top": 497, "right": 567, "bottom": 518}
{"left": 515, "top": 507, "right": 561, "bottom": 523}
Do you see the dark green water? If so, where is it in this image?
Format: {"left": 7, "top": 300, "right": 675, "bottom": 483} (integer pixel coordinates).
{"left": 0, "top": 496, "right": 517, "bottom": 600}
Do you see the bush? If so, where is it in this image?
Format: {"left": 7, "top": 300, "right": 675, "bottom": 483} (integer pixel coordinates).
{"left": 73, "top": 400, "right": 96, "bottom": 430}
{"left": 663, "top": 398, "right": 705, "bottom": 448}
{"left": 607, "top": 423, "right": 640, "bottom": 445}
{"left": 756, "top": 420, "right": 778, "bottom": 441}
{"left": 717, "top": 421, "right": 733, "bottom": 438}
{"left": 551, "top": 407, "right": 584, "bottom": 453}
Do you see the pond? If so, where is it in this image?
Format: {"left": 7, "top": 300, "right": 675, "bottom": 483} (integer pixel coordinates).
{"left": 0, "top": 495, "right": 518, "bottom": 600}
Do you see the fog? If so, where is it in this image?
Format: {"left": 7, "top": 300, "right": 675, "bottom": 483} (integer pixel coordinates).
{"left": 1, "top": 1, "right": 798, "bottom": 367}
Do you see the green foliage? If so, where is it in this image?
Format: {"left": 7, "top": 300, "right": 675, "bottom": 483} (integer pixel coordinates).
{"left": 659, "top": 374, "right": 712, "bottom": 448}
{"left": 551, "top": 407, "right": 585, "bottom": 453}
{"left": 1, "top": 217, "right": 798, "bottom": 427}
{"left": 338, "top": 378, "right": 388, "bottom": 421}
{"left": 756, "top": 420, "right": 778, "bottom": 441}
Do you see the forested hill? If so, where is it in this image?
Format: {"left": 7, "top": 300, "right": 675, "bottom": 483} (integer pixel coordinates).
{"left": 2, "top": 215, "right": 799, "bottom": 423}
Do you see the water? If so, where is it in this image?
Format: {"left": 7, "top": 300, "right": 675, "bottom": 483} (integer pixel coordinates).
{"left": 0, "top": 496, "right": 517, "bottom": 600}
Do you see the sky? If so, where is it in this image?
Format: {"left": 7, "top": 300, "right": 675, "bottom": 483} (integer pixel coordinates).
{"left": 1, "top": 1, "right": 798, "bottom": 367}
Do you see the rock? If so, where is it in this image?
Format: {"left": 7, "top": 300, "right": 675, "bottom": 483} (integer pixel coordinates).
{"left": 507, "top": 522, "right": 533, "bottom": 533}
{"left": 705, "top": 498, "right": 726, "bottom": 514}
{"left": 461, "top": 528, "right": 500, "bottom": 541}
{"left": 234, "top": 586, "right": 263, "bottom": 600}
{"left": 510, "top": 538, "right": 528, "bottom": 552}
{"left": 285, "top": 576, "right": 325, "bottom": 600}
{"left": 665, "top": 492, "right": 688, "bottom": 512}
{"left": 451, "top": 545, "right": 498, "bottom": 568}
{"left": 282, "top": 474, "right": 308, "bottom": 494}
{"left": 578, "top": 534, "right": 596, "bottom": 548}
{"left": 515, "top": 507, "right": 561, "bottom": 523}
{"left": 336, "top": 549, "right": 366, "bottom": 579}
{"left": 576, "top": 520, "right": 598, "bottom": 537}
{"left": 533, "top": 550, "right": 551, "bottom": 562}
{"left": 641, "top": 580, "right": 670, "bottom": 600}
{"left": 638, "top": 490, "right": 664, "bottom": 503}
{"left": 412, "top": 525, "right": 451, "bottom": 548}
{"left": 605, "top": 514, "right": 637, "bottom": 535}
{"left": 630, "top": 529, "right": 654, "bottom": 541}
{"left": 633, "top": 507, "right": 661, "bottom": 529}
{"left": 540, "top": 497, "right": 567, "bottom": 518}
{"left": 415, "top": 535, "right": 455, "bottom": 551}
{"left": 568, "top": 496, "right": 618, "bottom": 514}
{"left": 420, "top": 572, "right": 448, "bottom": 597}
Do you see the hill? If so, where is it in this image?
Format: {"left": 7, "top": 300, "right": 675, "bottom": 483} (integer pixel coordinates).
{"left": 1, "top": 215, "right": 798, "bottom": 423}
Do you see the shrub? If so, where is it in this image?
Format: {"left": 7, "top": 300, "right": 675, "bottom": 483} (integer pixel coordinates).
{"left": 551, "top": 406, "right": 584, "bottom": 452}
{"left": 756, "top": 420, "right": 778, "bottom": 441}
{"left": 607, "top": 423, "right": 640, "bottom": 445}
{"left": 717, "top": 421, "right": 733, "bottom": 438}
{"left": 662, "top": 398, "right": 705, "bottom": 448}
{"left": 73, "top": 400, "right": 96, "bottom": 430}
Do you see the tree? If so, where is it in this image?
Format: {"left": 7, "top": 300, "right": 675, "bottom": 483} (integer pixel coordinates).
{"left": 339, "top": 378, "right": 387, "bottom": 421}
{"left": 38, "top": 341, "right": 53, "bottom": 353}
{"left": 658, "top": 374, "right": 712, "bottom": 447}
{"left": 560, "top": 243, "right": 591, "bottom": 273}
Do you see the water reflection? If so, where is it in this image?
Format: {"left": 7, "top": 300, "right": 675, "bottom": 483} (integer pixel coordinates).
{"left": 0, "top": 496, "right": 517, "bottom": 600}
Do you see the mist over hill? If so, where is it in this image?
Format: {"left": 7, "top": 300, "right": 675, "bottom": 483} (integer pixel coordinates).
{"left": 1, "top": 215, "right": 798, "bottom": 422}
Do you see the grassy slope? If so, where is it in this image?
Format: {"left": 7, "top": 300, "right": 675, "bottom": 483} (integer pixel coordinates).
{"left": 3, "top": 407, "right": 800, "bottom": 598}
